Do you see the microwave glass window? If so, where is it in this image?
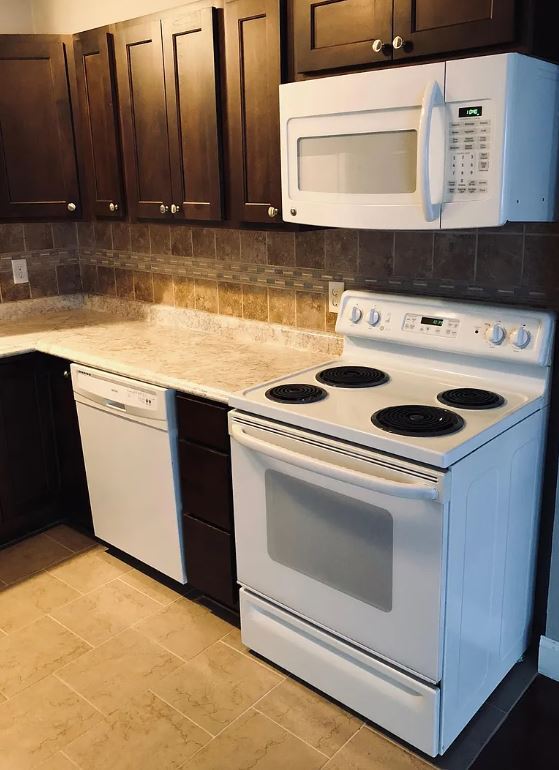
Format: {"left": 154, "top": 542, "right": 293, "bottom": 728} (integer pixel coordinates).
{"left": 297, "top": 131, "right": 417, "bottom": 195}
{"left": 265, "top": 469, "right": 394, "bottom": 611}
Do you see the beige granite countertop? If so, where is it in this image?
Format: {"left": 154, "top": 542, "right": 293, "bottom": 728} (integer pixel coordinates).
{"left": 0, "top": 297, "right": 341, "bottom": 403}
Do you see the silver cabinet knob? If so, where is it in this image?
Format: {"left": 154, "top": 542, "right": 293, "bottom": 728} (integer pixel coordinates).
{"left": 170, "top": 204, "right": 181, "bottom": 214}
{"left": 67, "top": 202, "right": 77, "bottom": 212}
{"left": 372, "top": 39, "right": 384, "bottom": 53}
{"left": 63, "top": 370, "right": 70, "bottom": 379}
{"left": 159, "top": 204, "right": 169, "bottom": 214}
{"left": 109, "top": 202, "right": 119, "bottom": 213}
{"left": 392, "top": 35, "right": 404, "bottom": 49}
{"left": 268, "top": 206, "right": 279, "bottom": 218}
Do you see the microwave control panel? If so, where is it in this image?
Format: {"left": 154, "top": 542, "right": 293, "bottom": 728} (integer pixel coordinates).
{"left": 444, "top": 101, "right": 492, "bottom": 202}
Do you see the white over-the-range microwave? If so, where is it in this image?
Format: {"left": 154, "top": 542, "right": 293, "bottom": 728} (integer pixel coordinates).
{"left": 279, "top": 53, "right": 559, "bottom": 230}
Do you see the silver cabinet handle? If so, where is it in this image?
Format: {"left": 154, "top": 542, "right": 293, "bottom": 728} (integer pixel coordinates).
{"left": 371, "top": 39, "right": 384, "bottom": 53}
{"left": 159, "top": 204, "right": 169, "bottom": 214}
{"left": 67, "top": 202, "right": 77, "bottom": 212}
{"left": 392, "top": 35, "right": 404, "bottom": 49}
{"left": 268, "top": 206, "right": 279, "bottom": 218}
{"left": 109, "top": 202, "right": 119, "bottom": 212}
{"left": 170, "top": 203, "right": 181, "bottom": 214}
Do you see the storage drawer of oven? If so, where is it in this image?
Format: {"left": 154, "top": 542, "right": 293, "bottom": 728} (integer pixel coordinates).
{"left": 240, "top": 588, "right": 440, "bottom": 756}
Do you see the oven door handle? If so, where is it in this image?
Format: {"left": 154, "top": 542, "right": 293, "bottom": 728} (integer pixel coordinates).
{"left": 231, "top": 424, "right": 439, "bottom": 501}
{"left": 418, "top": 80, "right": 443, "bottom": 223}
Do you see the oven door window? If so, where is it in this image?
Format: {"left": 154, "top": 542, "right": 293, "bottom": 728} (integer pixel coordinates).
{"left": 297, "top": 130, "right": 417, "bottom": 195}
{"left": 265, "top": 470, "right": 393, "bottom": 612}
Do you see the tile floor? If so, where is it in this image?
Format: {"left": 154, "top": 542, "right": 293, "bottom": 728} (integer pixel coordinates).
{"left": 0, "top": 525, "right": 437, "bottom": 769}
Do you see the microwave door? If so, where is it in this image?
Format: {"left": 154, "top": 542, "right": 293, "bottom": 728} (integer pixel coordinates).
{"left": 280, "top": 62, "right": 446, "bottom": 230}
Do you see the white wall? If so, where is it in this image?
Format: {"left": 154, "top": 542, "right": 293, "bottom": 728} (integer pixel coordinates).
{"left": 31, "top": 0, "right": 192, "bottom": 34}
{"left": 0, "top": 0, "right": 34, "bottom": 32}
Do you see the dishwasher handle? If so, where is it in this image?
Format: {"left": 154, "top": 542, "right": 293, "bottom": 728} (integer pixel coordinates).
{"left": 231, "top": 424, "right": 439, "bottom": 501}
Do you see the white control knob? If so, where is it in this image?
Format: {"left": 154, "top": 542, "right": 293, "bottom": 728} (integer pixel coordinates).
{"left": 511, "top": 327, "right": 531, "bottom": 349}
{"left": 350, "top": 306, "right": 363, "bottom": 324}
{"left": 485, "top": 324, "right": 506, "bottom": 345}
{"left": 368, "top": 308, "right": 381, "bottom": 326}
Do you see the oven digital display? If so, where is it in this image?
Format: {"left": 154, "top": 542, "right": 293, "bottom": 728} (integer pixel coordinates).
{"left": 459, "top": 106, "right": 483, "bottom": 118}
{"left": 421, "top": 316, "right": 444, "bottom": 327}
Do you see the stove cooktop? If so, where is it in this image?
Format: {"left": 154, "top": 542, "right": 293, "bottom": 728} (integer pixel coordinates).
{"left": 316, "top": 365, "right": 389, "bottom": 388}
{"left": 371, "top": 405, "right": 465, "bottom": 437}
{"left": 437, "top": 388, "right": 505, "bottom": 410}
{"left": 265, "top": 383, "right": 327, "bottom": 404}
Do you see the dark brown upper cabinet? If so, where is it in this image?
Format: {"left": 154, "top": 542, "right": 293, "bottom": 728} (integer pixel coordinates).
{"left": 115, "top": 17, "right": 173, "bottom": 220}
{"left": 293, "top": 0, "right": 393, "bottom": 74}
{"left": 116, "top": 8, "right": 223, "bottom": 222}
{"left": 225, "top": 0, "right": 283, "bottom": 224}
{"left": 392, "top": 0, "right": 516, "bottom": 60}
{"left": 74, "top": 27, "right": 125, "bottom": 220}
{"left": 0, "top": 36, "right": 80, "bottom": 220}
{"left": 163, "top": 7, "right": 223, "bottom": 221}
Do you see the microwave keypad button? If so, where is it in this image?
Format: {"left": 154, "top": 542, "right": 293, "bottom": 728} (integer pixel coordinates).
{"left": 479, "top": 152, "right": 489, "bottom": 160}
{"left": 479, "top": 159, "right": 489, "bottom": 171}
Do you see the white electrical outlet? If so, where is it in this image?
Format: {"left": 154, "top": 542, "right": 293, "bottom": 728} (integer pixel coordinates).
{"left": 328, "top": 281, "right": 345, "bottom": 313}
{"left": 12, "top": 258, "right": 28, "bottom": 285}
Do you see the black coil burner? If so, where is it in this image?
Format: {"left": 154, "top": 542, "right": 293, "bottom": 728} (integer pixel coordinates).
{"left": 265, "top": 383, "right": 327, "bottom": 404}
{"left": 316, "top": 366, "right": 389, "bottom": 388}
{"left": 372, "top": 405, "right": 465, "bottom": 437}
{"left": 437, "top": 388, "right": 505, "bottom": 410}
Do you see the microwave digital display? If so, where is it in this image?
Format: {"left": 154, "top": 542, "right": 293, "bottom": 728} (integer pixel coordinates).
{"left": 459, "top": 106, "right": 483, "bottom": 118}
{"left": 421, "top": 316, "right": 444, "bottom": 327}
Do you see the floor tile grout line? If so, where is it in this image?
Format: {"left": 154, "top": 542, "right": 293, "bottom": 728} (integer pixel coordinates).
{"left": 46, "top": 613, "right": 96, "bottom": 652}
{"left": 323, "top": 722, "right": 368, "bottom": 767}
{"left": 52, "top": 671, "right": 107, "bottom": 719}
{"left": 116, "top": 572, "right": 180, "bottom": 607}
{"left": 218, "top": 637, "right": 288, "bottom": 678}
{"left": 145, "top": 687, "right": 215, "bottom": 740}
{"left": 251, "top": 705, "right": 332, "bottom": 760}
{"left": 60, "top": 749, "right": 82, "bottom": 769}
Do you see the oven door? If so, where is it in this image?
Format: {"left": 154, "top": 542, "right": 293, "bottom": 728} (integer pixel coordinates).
{"left": 280, "top": 61, "right": 446, "bottom": 230}
{"left": 230, "top": 414, "right": 449, "bottom": 682}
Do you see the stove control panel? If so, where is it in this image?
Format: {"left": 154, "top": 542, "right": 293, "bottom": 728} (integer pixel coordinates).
{"left": 337, "top": 292, "right": 554, "bottom": 367}
{"left": 403, "top": 313, "right": 460, "bottom": 337}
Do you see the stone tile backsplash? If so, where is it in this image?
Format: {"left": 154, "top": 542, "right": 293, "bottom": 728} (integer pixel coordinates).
{"left": 1, "top": 221, "right": 558, "bottom": 333}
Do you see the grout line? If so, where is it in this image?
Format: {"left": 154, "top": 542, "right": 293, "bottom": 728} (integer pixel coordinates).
{"left": 60, "top": 749, "right": 82, "bottom": 769}
{"left": 252, "top": 705, "right": 331, "bottom": 760}
{"left": 324, "top": 722, "right": 367, "bottom": 767}
{"left": 145, "top": 687, "right": 215, "bottom": 739}
{"left": 47, "top": 614, "right": 95, "bottom": 651}
{"left": 52, "top": 671, "right": 107, "bottom": 719}
{"left": 218, "top": 637, "right": 287, "bottom": 679}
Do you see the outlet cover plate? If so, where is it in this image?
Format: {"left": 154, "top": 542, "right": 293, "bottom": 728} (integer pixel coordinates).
{"left": 328, "top": 281, "right": 345, "bottom": 314}
{"left": 12, "top": 258, "right": 29, "bottom": 285}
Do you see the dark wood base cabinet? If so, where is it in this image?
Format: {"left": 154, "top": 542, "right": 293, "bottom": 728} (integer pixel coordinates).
{"left": 177, "top": 393, "right": 238, "bottom": 609}
{"left": 0, "top": 354, "right": 91, "bottom": 547}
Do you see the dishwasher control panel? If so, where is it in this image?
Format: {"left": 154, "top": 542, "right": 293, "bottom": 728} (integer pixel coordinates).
{"left": 71, "top": 365, "right": 169, "bottom": 422}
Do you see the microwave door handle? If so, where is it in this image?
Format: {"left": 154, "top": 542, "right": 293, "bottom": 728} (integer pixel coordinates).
{"left": 231, "top": 424, "right": 439, "bottom": 501}
{"left": 418, "top": 80, "right": 443, "bottom": 222}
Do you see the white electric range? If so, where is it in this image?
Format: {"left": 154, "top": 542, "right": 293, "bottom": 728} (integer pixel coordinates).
{"left": 228, "top": 291, "right": 555, "bottom": 756}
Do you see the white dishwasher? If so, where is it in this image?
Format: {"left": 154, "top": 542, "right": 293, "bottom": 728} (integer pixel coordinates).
{"left": 71, "top": 364, "right": 186, "bottom": 583}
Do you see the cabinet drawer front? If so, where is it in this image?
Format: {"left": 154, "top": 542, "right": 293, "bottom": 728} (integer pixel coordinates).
{"left": 176, "top": 395, "right": 229, "bottom": 452}
{"left": 179, "top": 441, "right": 232, "bottom": 531}
{"left": 184, "top": 515, "right": 237, "bottom": 608}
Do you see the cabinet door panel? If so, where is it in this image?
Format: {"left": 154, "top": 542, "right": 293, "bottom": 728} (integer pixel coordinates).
{"left": 294, "top": 0, "right": 393, "bottom": 73}
{"left": 226, "top": 0, "right": 282, "bottom": 223}
{"left": 74, "top": 27, "right": 124, "bottom": 219}
{"left": 0, "top": 36, "right": 80, "bottom": 219}
{"left": 393, "top": 0, "right": 516, "bottom": 59}
{"left": 0, "top": 356, "right": 59, "bottom": 543}
{"left": 179, "top": 441, "right": 232, "bottom": 532}
{"left": 183, "top": 515, "right": 237, "bottom": 608}
{"left": 163, "top": 7, "right": 223, "bottom": 221}
{"left": 115, "top": 19, "right": 173, "bottom": 220}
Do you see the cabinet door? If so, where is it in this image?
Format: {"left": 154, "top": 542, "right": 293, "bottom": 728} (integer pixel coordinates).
{"left": 74, "top": 27, "right": 125, "bottom": 219}
{"left": 293, "top": 0, "right": 393, "bottom": 74}
{"left": 0, "top": 356, "right": 59, "bottom": 543}
{"left": 393, "top": 0, "right": 517, "bottom": 60}
{"left": 163, "top": 7, "right": 223, "bottom": 221}
{"left": 46, "top": 358, "right": 93, "bottom": 532}
{"left": 225, "top": 0, "right": 283, "bottom": 223}
{"left": 115, "top": 18, "right": 173, "bottom": 220}
{"left": 183, "top": 515, "right": 237, "bottom": 608}
{"left": 0, "top": 36, "right": 80, "bottom": 220}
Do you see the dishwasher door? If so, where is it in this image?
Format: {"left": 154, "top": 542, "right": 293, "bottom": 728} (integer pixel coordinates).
{"left": 71, "top": 364, "right": 186, "bottom": 583}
